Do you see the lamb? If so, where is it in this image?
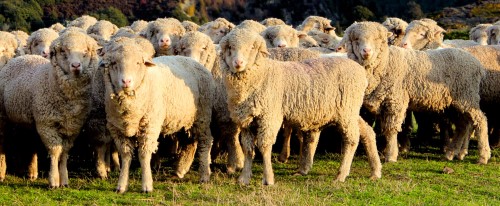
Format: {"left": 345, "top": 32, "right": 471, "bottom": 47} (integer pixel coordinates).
{"left": 382, "top": 17, "right": 408, "bottom": 46}
{"left": 24, "top": 28, "right": 59, "bottom": 58}
{"left": 67, "top": 15, "right": 98, "bottom": 31}
{"left": 260, "top": 18, "right": 286, "bottom": 27}
{"left": 469, "top": 24, "right": 491, "bottom": 45}
{"left": 0, "top": 31, "right": 99, "bottom": 187}
{"left": 49, "top": 23, "right": 66, "bottom": 33}
{"left": 296, "top": 16, "right": 341, "bottom": 40}
{"left": 143, "top": 18, "right": 186, "bottom": 56}
{"left": 198, "top": 18, "right": 235, "bottom": 44}
{"left": 344, "top": 22, "right": 490, "bottom": 164}
{"left": 182, "top": 20, "right": 200, "bottom": 32}
{"left": 87, "top": 20, "right": 119, "bottom": 41}
{"left": 100, "top": 37, "right": 215, "bottom": 193}
{"left": 129, "top": 20, "right": 149, "bottom": 33}
{"left": 235, "top": 20, "right": 267, "bottom": 34}
{"left": 0, "top": 31, "right": 19, "bottom": 69}
{"left": 219, "top": 28, "right": 382, "bottom": 185}
{"left": 10, "top": 30, "right": 29, "bottom": 56}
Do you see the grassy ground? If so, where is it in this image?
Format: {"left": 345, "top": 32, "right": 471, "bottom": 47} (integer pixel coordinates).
{"left": 0, "top": 140, "right": 498, "bottom": 206}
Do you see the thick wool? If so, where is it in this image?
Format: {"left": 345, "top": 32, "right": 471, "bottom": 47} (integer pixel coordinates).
{"left": 25, "top": 28, "right": 59, "bottom": 58}
{"left": 10, "top": 30, "right": 29, "bottom": 56}
{"left": 130, "top": 20, "right": 149, "bottom": 33}
{"left": 307, "top": 30, "right": 340, "bottom": 50}
{"left": 262, "top": 25, "right": 303, "bottom": 48}
{"left": 382, "top": 17, "right": 408, "bottom": 46}
{"left": 49, "top": 23, "right": 66, "bottom": 33}
{"left": 299, "top": 35, "right": 320, "bottom": 48}
{"left": 0, "top": 31, "right": 99, "bottom": 187}
{"left": 400, "top": 19, "right": 445, "bottom": 49}
{"left": 219, "top": 28, "right": 381, "bottom": 185}
{"left": 87, "top": 20, "right": 119, "bottom": 41}
{"left": 296, "top": 16, "right": 338, "bottom": 38}
{"left": 182, "top": 20, "right": 200, "bottom": 32}
{"left": 345, "top": 22, "right": 490, "bottom": 164}
{"left": 67, "top": 15, "right": 98, "bottom": 31}
{"left": 143, "top": 18, "right": 186, "bottom": 56}
{"left": 198, "top": 18, "right": 235, "bottom": 44}
{"left": 0, "top": 31, "right": 19, "bottom": 69}
{"left": 470, "top": 24, "right": 491, "bottom": 45}
{"left": 236, "top": 20, "right": 267, "bottom": 34}
{"left": 260, "top": 18, "right": 286, "bottom": 27}
{"left": 101, "top": 38, "right": 215, "bottom": 193}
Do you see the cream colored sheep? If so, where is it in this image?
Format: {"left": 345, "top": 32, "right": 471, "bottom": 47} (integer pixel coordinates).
{"left": 0, "top": 31, "right": 99, "bottom": 187}
{"left": 297, "top": 16, "right": 341, "bottom": 40}
{"left": 260, "top": 18, "right": 286, "bottom": 27}
{"left": 307, "top": 30, "right": 340, "bottom": 50}
{"left": 182, "top": 20, "right": 200, "bottom": 32}
{"left": 235, "top": 20, "right": 267, "bottom": 34}
{"left": 219, "top": 28, "right": 381, "bottom": 185}
{"left": 130, "top": 20, "right": 149, "bottom": 33}
{"left": 382, "top": 17, "right": 408, "bottom": 46}
{"left": 487, "top": 24, "right": 500, "bottom": 45}
{"left": 67, "top": 15, "right": 98, "bottom": 31}
{"left": 344, "top": 22, "right": 490, "bottom": 164}
{"left": 59, "top": 26, "right": 87, "bottom": 35}
{"left": 299, "top": 35, "right": 320, "bottom": 48}
{"left": 0, "top": 31, "right": 19, "bottom": 69}
{"left": 261, "top": 25, "right": 304, "bottom": 48}
{"left": 400, "top": 19, "right": 445, "bottom": 49}
{"left": 198, "top": 18, "right": 235, "bottom": 44}
{"left": 112, "top": 27, "right": 137, "bottom": 39}
{"left": 101, "top": 38, "right": 215, "bottom": 193}
{"left": 25, "top": 28, "right": 59, "bottom": 58}
{"left": 10, "top": 30, "right": 29, "bottom": 56}
{"left": 143, "top": 18, "right": 186, "bottom": 56}
{"left": 470, "top": 24, "right": 491, "bottom": 45}
{"left": 87, "top": 20, "right": 119, "bottom": 41}
{"left": 49, "top": 23, "right": 66, "bottom": 33}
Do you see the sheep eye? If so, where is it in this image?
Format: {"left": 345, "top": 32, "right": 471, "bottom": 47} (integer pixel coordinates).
{"left": 420, "top": 33, "right": 426, "bottom": 37}
{"left": 202, "top": 46, "right": 207, "bottom": 50}
{"left": 34, "top": 43, "right": 38, "bottom": 47}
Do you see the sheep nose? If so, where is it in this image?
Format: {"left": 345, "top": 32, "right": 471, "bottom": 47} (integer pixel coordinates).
{"left": 234, "top": 59, "right": 244, "bottom": 67}
{"left": 363, "top": 48, "right": 371, "bottom": 53}
{"left": 278, "top": 44, "right": 286, "bottom": 48}
{"left": 122, "top": 79, "right": 132, "bottom": 88}
{"left": 41, "top": 51, "right": 49, "bottom": 58}
{"left": 401, "top": 42, "right": 408, "bottom": 48}
{"left": 160, "top": 38, "right": 169, "bottom": 43}
{"left": 71, "top": 62, "right": 81, "bottom": 68}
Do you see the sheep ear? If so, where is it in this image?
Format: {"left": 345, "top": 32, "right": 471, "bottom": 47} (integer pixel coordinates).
{"left": 298, "top": 32, "right": 307, "bottom": 39}
{"left": 387, "top": 32, "right": 394, "bottom": 38}
{"left": 325, "top": 26, "right": 335, "bottom": 32}
{"left": 97, "top": 47, "right": 105, "bottom": 56}
{"left": 144, "top": 58, "right": 155, "bottom": 67}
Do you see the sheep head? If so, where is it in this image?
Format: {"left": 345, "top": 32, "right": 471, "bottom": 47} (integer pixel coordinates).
{"left": 382, "top": 17, "right": 408, "bottom": 46}
{"left": 400, "top": 20, "right": 445, "bottom": 50}
{"left": 26, "top": 28, "right": 59, "bottom": 58}
{"left": 260, "top": 18, "right": 286, "bottom": 27}
{"left": 236, "top": 20, "right": 267, "bottom": 34}
{"left": 470, "top": 24, "right": 491, "bottom": 46}
{"left": 50, "top": 31, "right": 99, "bottom": 77}
{"left": 262, "top": 25, "right": 300, "bottom": 48}
{"left": 87, "top": 20, "right": 119, "bottom": 41}
{"left": 175, "top": 31, "right": 216, "bottom": 71}
{"left": 0, "top": 31, "right": 19, "bottom": 68}
{"left": 344, "top": 22, "right": 391, "bottom": 67}
{"left": 220, "top": 28, "right": 270, "bottom": 73}
{"left": 200, "top": 18, "right": 235, "bottom": 44}
{"left": 297, "top": 16, "right": 335, "bottom": 34}
{"left": 144, "top": 18, "right": 186, "bottom": 56}
{"left": 487, "top": 25, "right": 500, "bottom": 45}
{"left": 299, "top": 34, "right": 319, "bottom": 48}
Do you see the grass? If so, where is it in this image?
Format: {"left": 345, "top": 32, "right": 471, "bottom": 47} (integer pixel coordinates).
{"left": 0, "top": 142, "right": 499, "bottom": 205}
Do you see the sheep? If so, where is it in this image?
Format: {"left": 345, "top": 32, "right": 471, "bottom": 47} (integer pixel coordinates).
{"left": 10, "top": 30, "right": 29, "bottom": 56}
{"left": 219, "top": 28, "right": 382, "bottom": 185}
{"left": 0, "top": 31, "right": 19, "bottom": 69}
{"left": 235, "top": 20, "right": 267, "bottom": 34}
{"left": 307, "top": 30, "right": 340, "bottom": 50}
{"left": 261, "top": 25, "right": 303, "bottom": 48}
{"left": 59, "top": 26, "right": 87, "bottom": 35}
{"left": 260, "top": 18, "right": 286, "bottom": 27}
{"left": 67, "top": 15, "right": 98, "bottom": 31}
{"left": 87, "top": 20, "right": 119, "bottom": 41}
{"left": 112, "top": 27, "right": 137, "bottom": 39}
{"left": 24, "top": 28, "right": 59, "bottom": 58}
{"left": 487, "top": 24, "right": 500, "bottom": 45}
{"left": 100, "top": 37, "right": 215, "bottom": 193}
{"left": 129, "top": 20, "right": 149, "bottom": 33}
{"left": 198, "top": 18, "right": 235, "bottom": 44}
{"left": 299, "top": 35, "right": 320, "bottom": 48}
{"left": 296, "top": 16, "right": 341, "bottom": 40}
{"left": 182, "top": 20, "right": 200, "bottom": 32}
{"left": 382, "top": 17, "right": 408, "bottom": 46}
{"left": 0, "top": 31, "right": 99, "bottom": 187}
{"left": 344, "top": 22, "right": 490, "bottom": 164}
{"left": 470, "top": 24, "right": 491, "bottom": 45}
{"left": 49, "top": 23, "right": 66, "bottom": 33}
{"left": 143, "top": 18, "right": 186, "bottom": 56}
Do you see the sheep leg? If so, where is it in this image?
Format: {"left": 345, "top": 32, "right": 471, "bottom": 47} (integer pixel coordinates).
{"left": 238, "top": 129, "right": 255, "bottom": 185}
{"left": 0, "top": 132, "right": 6, "bottom": 182}
{"left": 256, "top": 119, "right": 281, "bottom": 186}
{"left": 297, "top": 130, "right": 320, "bottom": 175}
{"left": 225, "top": 124, "right": 243, "bottom": 174}
{"left": 113, "top": 137, "right": 133, "bottom": 194}
{"left": 445, "top": 118, "right": 472, "bottom": 161}
{"left": 27, "top": 152, "right": 38, "bottom": 181}
{"left": 397, "top": 111, "right": 413, "bottom": 153}
{"left": 278, "top": 125, "right": 293, "bottom": 163}
{"left": 111, "top": 144, "right": 120, "bottom": 171}
{"left": 95, "top": 142, "right": 108, "bottom": 179}
{"left": 175, "top": 138, "right": 197, "bottom": 179}
{"left": 335, "top": 118, "right": 360, "bottom": 182}
{"left": 358, "top": 117, "right": 382, "bottom": 180}
{"left": 47, "top": 145, "right": 62, "bottom": 188}
{"left": 105, "top": 144, "right": 111, "bottom": 173}
{"left": 259, "top": 144, "right": 274, "bottom": 185}
{"left": 468, "top": 108, "right": 490, "bottom": 164}
{"left": 381, "top": 103, "right": 407, "bottom": 163}
{"left": 58, "top": 149, "right": 69, "bottom": 187}
{"left": 138, "top": 143, "right": 154, "bottom": 193}
{"left": 197, "top": 127, "right": 214, "bottom": 183}
{"left": 458, "top": 134, "right": 470, "bottom": 160}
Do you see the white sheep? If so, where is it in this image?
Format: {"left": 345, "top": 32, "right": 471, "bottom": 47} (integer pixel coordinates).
{"left": 470, "top": 24, "right": 491, "bottom": 45}
{"left": 219, "top": 28, "right": 382, "bottom": 185}
{"left": 67, "top": 15, "right": 98, "bottom": 31}
{"left": 0, "top": 31, "right": 99, "bottom": 187}
{"left": 296, "top": 16, "right": 341, "bottom": 40}
{"left": 10, "top": 30, "right": 29, "bottom": 56}
{"left": 235, "top": 20, "right": 267, "bottom": 34}
{"left": 87, "top": 20, "right": 119, "bottom": 41}
{"left": 143, "top": 18, "right": 186, "bottom": 56}
{"left": 382, "top": 17, "right": 408, "bottom": 46}
{"left": 0, "top": 31, "right": 19, "bottom": 69}
{"left": 260, "top": 18, "right": 286, "bottom": 27}
{"left": 261, "top": 25, "right": 303, "bottom": 48}
{"left": 24, "top": 28, "right": 59, "bottom": 58}
{"left": 182, "top": 20, "right": 200, "bottom": 32}
{"left": 198, "top": 18, "right": 235, "bottom": 44}
{"left": 100, "top": 37, "right": 215, "bottom": 193}
{"left": 307, "top": 30, "right": 340, "bottom": 50}
{"left": 129, "top": 20, "right": 149, "bottom": 33}
{"left": 49, "top": 23, "right": 66, "bottom": 33}
{"left": 344, "top": 22, "right": 490, "bottom": 164}
{"left": 487, "top": 24, "right": 500, "bottom": 45}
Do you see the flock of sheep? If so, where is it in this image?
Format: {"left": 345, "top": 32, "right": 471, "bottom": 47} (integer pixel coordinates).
{"left": 0, "top": 14, "right": 498, "bottom": 193}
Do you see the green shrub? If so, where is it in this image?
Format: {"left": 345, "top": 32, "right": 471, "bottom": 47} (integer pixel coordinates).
{"left": 90, "top": 7, "right": 129, "bottom": 27}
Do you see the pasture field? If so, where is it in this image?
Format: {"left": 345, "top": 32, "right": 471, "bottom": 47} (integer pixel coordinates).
{"left": 0, "top": 139, "right": 498, "bottom": 206}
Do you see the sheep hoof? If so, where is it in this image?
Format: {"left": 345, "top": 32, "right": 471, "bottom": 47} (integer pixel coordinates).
{"left": 199, "top": 177, "right": 210, "bottom": 184}
{"left": 237, "top": 177, "right": 250, "bottom": 185}
{"left": 115, "top": 187, "right": 126, "bottom": 194}
{"left": 277, "top": 156, "right": 288, "bottom": 163}
{"left": 444, "top": 152, "right": 454, "bottom": 161}
{"left": 48, "top": 185, "right": 59, "bottom": 189}
{"left": 369, "top": 175, "right": 380, "bottom": 181}
{"left": 477, "top": 158, "right": 488, "bottom": 165}
{"left": 226, "top": 167, "right": 236, "bottom": 174}
{"left": 293, "top": 172, "right": 305, "bottom": 176}
{"left": 262, "top": 178, "right": 274, "bottom": 186}
{"left": 142, "top": 188, "right": 153, "bottom": 193}
{"left": 334, "top": 177, "right": 346, "bottom": 183}
{"left": 60, "top": 184, "right": 69, "bottom": 188}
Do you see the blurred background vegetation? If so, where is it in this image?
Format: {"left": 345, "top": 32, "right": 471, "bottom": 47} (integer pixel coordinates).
{"left": 1, "top": 0, "right": 499, "bottom": 39}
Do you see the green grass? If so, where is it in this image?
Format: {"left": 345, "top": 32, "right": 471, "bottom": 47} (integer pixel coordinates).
{"left": 0, "top": 146, "right": 499, "bottom": 205}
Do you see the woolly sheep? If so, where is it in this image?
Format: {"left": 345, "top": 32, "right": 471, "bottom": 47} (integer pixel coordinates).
{"left": 487, "top": 24, "right": 500, "bottom": 45}
{"left": 308, "top": 30, "right": 340, "bottom": 50}
{"left": 49, "top": 23, "right": 66, "bottom": 33}
{"left": 112, "top": 27, "right": 137, "bottom": 39}
{"left": 260, "top": 18, "right": 286, "bottom": 27}
{"left": 182, "top": 20, "right": 200, "bottom": 32}
{"left": 67, "top": 15, "right": 98, "bottom": 31}
{"left": 219, "top": 28, "right": 382, "bottom": 185}
{"left": 87, "top": 20, "right": 119, "bottom": 41}
{"left": 296, "top": 15, "right": 341, "bottom": 41}
{"left": 10, "top": 30, "right": 29, "bottom": 56}
{"left": 59, "top": 26, "right": 87, "bottom": 35}
{"left": 261, "top": 25, "right": 304, "bottom": 48}
{"left": 382, "top": 17, "right": 408, "bottom": 46}
{"left": 235, "top": 20, "right": 267, "bottom": 34}
{"left": 344, "top": 22, "right": 490, "bottom": 164}
{"left": 299, "top": 34, "right": 320, "bottom": 48}
{"left": 400, "top": 19, "right": 446, "bottom": 49}
{"left": 0, "top": 31, "right": 99, "bottom": 187}
{"left": 129, "top": 20, "right": 149, "bottom": 33}
{"left": 470, "top": 24, "right": 491, "bottom": 45}
{"left": 198, "top": 18, "right": 235, "bottom": 44}
{"left": 24, "top": 28, "right": 59, "bottom": 58}
{"left": 0, "top": 31, "right": 18, "bottom": 69}
{"left": 100, "top": 38, "right": 215, "bottom": 193}
{"left": 143, "top": 18, "right": 186, "bottom": 56}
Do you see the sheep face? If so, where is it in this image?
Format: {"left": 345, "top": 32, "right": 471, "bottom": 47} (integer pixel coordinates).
{"left": 308, "top": 30, "right": 337, "bottom": 49}
{"left": 205, "top": 22, "right": 233, "bottom": 44}
{"left": 220, "top": 29, "right": 269, "bottom": 73}
{"left": 26, "top": 29, "right": 59, "bottom": 58}
{"left": 382, "top": 18, "right": 408, "bottom": 46}
{"left": 87, "top": 21, "right": 119, "bottom": 41}
{"left": 487, "top": 25, "right": 500, "bottom": 45}
{"left": 145, "top": 19, "right": 185, "bottom": 55}
{"left": 298, "top": 16, "right": 335, "bottom": 34}
{"left": 345, "top": 22, "right": 391, "bottom": 67}
{"left": 50, "top": 31, "right": 98, "bottom": 77}
{"left": 400, "top": 21, "right": 445, "bottom": 50}
{"left": 0, "top": 32, "right": 18, "bottom": 68}
{"left": 469, "top": 24, "right": 489, "bottom": 45}
{"left": 175, "top": 32, "right": 214, "bottom": 66}
{"left": 262, "top": 25, "right": 300, "bottom": 48}
{"left": 299, "top": 35, "right": 319, "bottom": 48}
